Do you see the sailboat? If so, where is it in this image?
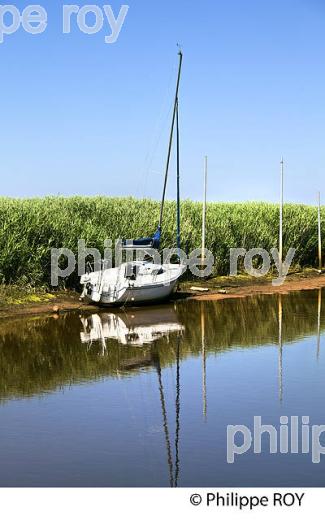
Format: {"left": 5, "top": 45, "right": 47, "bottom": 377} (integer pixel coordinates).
{"left": 80, "top": 51, "right": 186, "bottom": 306}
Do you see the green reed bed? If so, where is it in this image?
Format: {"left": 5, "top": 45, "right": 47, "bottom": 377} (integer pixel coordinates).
{"left": 0, "top": 196, "right": 323, "bottom": 288}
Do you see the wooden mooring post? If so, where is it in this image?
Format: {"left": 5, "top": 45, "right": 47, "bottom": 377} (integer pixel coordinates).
{"left": 201, "top": 156, "right": 208, "bottom": 266}
{"left": 279, "top": 158, "right": 284, "bottom": 279}
{"left": 318, "top": 191, "right": 322, "bottom": 273}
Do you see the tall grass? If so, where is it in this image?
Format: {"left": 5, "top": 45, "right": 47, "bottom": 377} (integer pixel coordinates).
{"left": 0, "top": 196, "right": 323, "bottom": 287}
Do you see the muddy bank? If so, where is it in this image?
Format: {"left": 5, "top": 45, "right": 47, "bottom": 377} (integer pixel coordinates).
{"left": 0, "top": 291, "right": 94, "bottom": 320}
{"left": 183, "top": 269, "right": 325, "bottom": 301}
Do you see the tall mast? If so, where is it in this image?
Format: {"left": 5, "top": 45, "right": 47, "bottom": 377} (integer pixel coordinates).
{"left": 158, "top": 50, "right": 183, "bottom": 231}
{"left": 176, "top": 99, "right": 181, "bottom": 253}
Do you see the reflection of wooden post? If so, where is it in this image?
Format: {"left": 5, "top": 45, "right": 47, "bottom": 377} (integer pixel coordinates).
{"left": 174, "top": 336, "right": 181, "bottom": 487}
{"left": 317, "top": 288, "right": 322, "bottom": 360}
{"left": 201, "top": 156, "right": 208, "bottom": 266}
{"left": 318, "top": 192, "right": 322, "bottom": 272}
{"left": 201, "top": 302, "right": 207, "bottom": 420}
{"left": 97, "top": 317, "right": 107, "bottom": 356}
{"left": 279, "top": 159, "right": 284, "bottom": 278}
{"left": 278, "top": 294, "right": 283, "bottom": 402}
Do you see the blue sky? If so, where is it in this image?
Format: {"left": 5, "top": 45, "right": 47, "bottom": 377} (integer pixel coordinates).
{"left": 0, "top": 0, "right": 324, "bottom": 204}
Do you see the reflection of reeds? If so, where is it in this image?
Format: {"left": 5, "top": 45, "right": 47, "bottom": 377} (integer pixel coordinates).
{"left": 0, "top": 290, "right": 324, "bottom": 401}
{"left": 177, "top": 291, "right": 325, "bottom": 350}
{"left": 0, "top": 198, "right": 323, "bottom": 286}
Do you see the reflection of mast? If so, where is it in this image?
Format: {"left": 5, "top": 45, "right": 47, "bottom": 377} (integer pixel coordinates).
{"left": 154, "top": 336, "right": 182, "bottom": 488}
{"left": 155, "top": 354, "right": 174, "bottom": 487}
{"left": 317, "top": 288, "right": 322, "bottom": 360}
{"left": 201, "top": 302, "right": 207, "bottom": 420}
{"left": 174, "top": 337, "right": 180, "bottom": 487}
{"left": 278, "top": 294, "right": 283, "bottom": 403}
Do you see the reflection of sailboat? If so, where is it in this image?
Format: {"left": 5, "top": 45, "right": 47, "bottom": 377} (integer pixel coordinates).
{"left": 80, "top": 304, "right": 183, "bottom": 485}
{"left": 85, "top": 308, "right": 182, "bottom": 486}
{"left": 80, "top": 306, "right": 184, "bottom": 347}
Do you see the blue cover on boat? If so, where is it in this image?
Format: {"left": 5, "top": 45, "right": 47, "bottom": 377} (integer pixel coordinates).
{"left": 122, "top": 228, "right": 161, "bottom": 249}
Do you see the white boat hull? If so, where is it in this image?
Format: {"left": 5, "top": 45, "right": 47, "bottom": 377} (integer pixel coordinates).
{"left": 80, "top": 262, "right": 185, "bottom": 306}
{"left": 100, "top": 279, "right": 178, "bottom": 305}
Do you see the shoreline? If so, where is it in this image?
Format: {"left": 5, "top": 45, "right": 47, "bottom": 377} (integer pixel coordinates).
{"left": 185, "top": 270, "right": 325, "bottom": 301}
{"left": 0, "top": 269, "right": 324, "bottom": 320}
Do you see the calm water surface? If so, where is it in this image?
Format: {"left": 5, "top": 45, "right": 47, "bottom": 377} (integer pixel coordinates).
{"left": 1, "top": 290, "right": 325, "bottom": 486}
